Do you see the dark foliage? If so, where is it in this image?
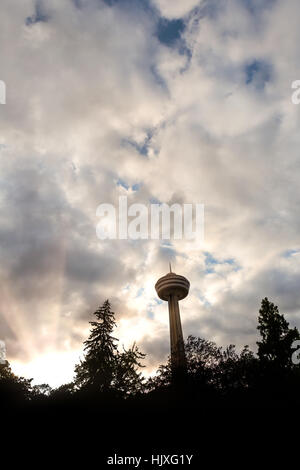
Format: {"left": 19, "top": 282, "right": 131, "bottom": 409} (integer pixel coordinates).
{"left": 1, "top": 297, "right": 300, "bottom": 411}
{"left": 0, "top": 361, "right": 33, "bottom": 406}
{"left": 74, "top": 299, "right": 145, "bottom": 398}
{"left": 257, "top": 297, "right": 300, "bottom": 366}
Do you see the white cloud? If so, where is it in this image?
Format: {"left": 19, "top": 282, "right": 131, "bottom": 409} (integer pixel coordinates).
{"left": 151, "top": 0, "right": 202, "bottom": 19}
{"left": 1, "top": 0, "right": 300, "bottom": 384}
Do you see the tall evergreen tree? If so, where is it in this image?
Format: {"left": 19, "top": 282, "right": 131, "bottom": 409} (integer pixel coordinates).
{"left": 74, "top": 300, "right": 145, "bottom": 397}
{"left": 257, "top": 297, "right": 300, "bottom": 367}
{"left": 75, "top": 300, "right": 118, "bottom": 393}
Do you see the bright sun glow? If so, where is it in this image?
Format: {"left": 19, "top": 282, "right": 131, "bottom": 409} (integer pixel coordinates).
{"left": 11, "top": 348, "right": 153, "bottom": 388}
{"left": 12, "top": 350, "right": 83, "bottom": 389}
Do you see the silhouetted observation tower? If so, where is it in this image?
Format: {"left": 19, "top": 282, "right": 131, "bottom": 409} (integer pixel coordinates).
{"left": 155, "top": 265, "right": 190, "bottom": 382}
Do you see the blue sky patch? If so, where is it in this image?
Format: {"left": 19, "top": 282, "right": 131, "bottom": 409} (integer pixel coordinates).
{"left": 149, "top": 197, "right": 161, "bottom": 205}
{"left": 205, "top": 267, "right": 215, "bottom": 274}
{"left": 197, "top": 293, "right": 212, "bottom": 308}
{"left": 103, "top": 0, "right": 119, "bottom": 5}
{"left": 151, "top": 65, "right": 168, "bottom": 90}
{"left": 116, "top": 178, "right": 129, "bottom": 190}
{"left": 72, "top": 0, "right": 82, "bottom": 8}
{"left": 123, "top": 138, "right": 148, "bottom": 157}
{"left": 26, "top": 0, "right": 50, "bottom": 26}
{"left": 136, "top": 287, "right": 145, "bottom": 298}
{"left": 224, "top": 258, "right": 235, "bottom": 265}
{"left": 147, "top": 310, "right": 154, "bottom": 319}
{"left": 103, "top": 0, "right": 153, "bottom": 13}
{"left": 204, "top": 252, "right": 218, "bottom": 266}
{"left": 242, "top": 0, "right": 277, "bottom": 15}
{"left": 73, "top": 0, "right": 185, "bottom": 50}
{"left": 157, "top": 18, "right": 185, "bottom": 46}
{"left": 245, "top": 60, "right": 272, "bottom": 89}
{"left": 122, "top": 129, "right": 154, "bottom": 157}
{"left": 204, "top": 252, "right": 240, "bottom": 274}
{"left": 283, "top": 249, "right": 300, "bottom": 258}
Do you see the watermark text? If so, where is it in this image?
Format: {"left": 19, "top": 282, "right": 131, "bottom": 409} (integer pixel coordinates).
{"left": 96, "top": 197, "right": 204, "bottom": 242}
{"left": 0, "top": 340, "right": 6, "bottom": 364}
{"left": 0, "top": 80, "right": 6, "bottom": 104}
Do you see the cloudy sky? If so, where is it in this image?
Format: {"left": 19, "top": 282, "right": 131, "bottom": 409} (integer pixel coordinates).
{"left": 1, "top": 0, "right": 300, "bottom": 387}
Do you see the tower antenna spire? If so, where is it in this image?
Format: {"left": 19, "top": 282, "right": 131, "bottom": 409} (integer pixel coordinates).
{"left": 169, "top": 262, "right": 172, "bottom": 273}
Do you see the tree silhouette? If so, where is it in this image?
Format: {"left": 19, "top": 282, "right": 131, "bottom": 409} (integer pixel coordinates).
{"left": 50, "top": 382, "right": 75, "bottom": 401}
{"left": 257, "top": 297, "right": 300, "bottom": 367}
{"left": 184, "top": 337, "right": 258, "bottom": 398}
{"left": 0, "top": 361, "right": 33, "bottom": 403}
{"left": 2, "top": 296, "right": 300, "bottom": 410}
{"left": 75, "top": 300, "right": 118, "bottom": 393}
{"left": 114, "top": 343, "right": 146, "bottom": 396}
{"left": 74, "top": 300, "right": 145, "bottom": 397}
{"left": 146, "top": 335, "right": 258, "bottom": 402}
{"left": 31, "top": 383, "right": 52, "bottom": 402}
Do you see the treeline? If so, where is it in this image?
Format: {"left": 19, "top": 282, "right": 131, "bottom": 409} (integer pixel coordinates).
{"left": 1, "top": 298, "right": 300, "bottom": 409}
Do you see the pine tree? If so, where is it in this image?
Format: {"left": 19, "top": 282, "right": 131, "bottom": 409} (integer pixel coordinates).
{"left": 75, "top": 300, "right": 118, "bottom": 393}
{"left": 257, "top": 297, "right": 300, "bottom": 367}
{"left": 74, "top": 300, "right": 145, "bottom": 397}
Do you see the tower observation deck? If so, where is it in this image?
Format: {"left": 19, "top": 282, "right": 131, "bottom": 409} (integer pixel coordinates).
{"left": 155, "top": 267, "right": 190, "bottom": 381}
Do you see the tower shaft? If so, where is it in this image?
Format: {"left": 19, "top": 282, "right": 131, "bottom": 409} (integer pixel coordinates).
{"left": 168, "top": 294, "right": 187, "bottom": 372}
